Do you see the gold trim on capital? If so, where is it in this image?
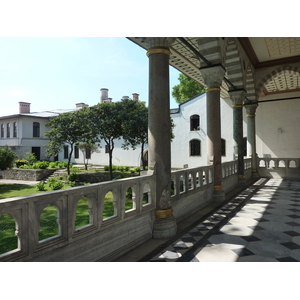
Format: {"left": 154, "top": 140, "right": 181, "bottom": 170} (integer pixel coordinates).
{"left": 155, "top": 208, "right": 173, "bottom": 219}
{"left": 252, "top": 169, "right": 257, "bottom": 173}
{"left": 238, "top": 175, "right": 245, "bottom": 179}
{"left": 232, "top": 105, "right": 243, "bottom": 108}
{"left": 146, "top": 47, "right": 171, "bottom": 57}
{"left": 206, "top": 87, "right": 220, "bottom": 92}
{"left": 214, "top": 185, "right": 223, "bottom": 191}
{"left": 247, "top": 114, "right": 255, "bottom": 117}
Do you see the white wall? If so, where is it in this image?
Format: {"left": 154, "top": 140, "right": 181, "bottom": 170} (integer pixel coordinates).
{"left": 256, "top": 98, "right": 300, "bottom": 158}
{"left": 63, "top": 139, "right": 146, "bottom": 168}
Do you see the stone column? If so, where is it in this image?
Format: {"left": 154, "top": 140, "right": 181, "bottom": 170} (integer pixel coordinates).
{"left": 145, "top": 37, "right": 177, "bottom": 238}
{"left": 229, "top": 89, "right": 246, "bottom": 185}
{"left": 244, "top": 102, "right": 259, "bottom": 178}
{"left": 200, "top": 65, "right": 226, "bottom": 202}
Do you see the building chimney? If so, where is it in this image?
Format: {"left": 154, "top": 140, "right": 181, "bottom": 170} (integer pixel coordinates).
{"left": 76, "top": 103, "right": 89, "bottom": 110}
{"left": 132, "top": 93, "right": 139, "bottom": 101}
{"left": 100, "top": 88, "right": 109, "bottom": 103}
{"left": 122, "top": 96, "right": 129, "bottom": 100}
{"left": 19, "top": 102, "right": 31, "bottom": 114}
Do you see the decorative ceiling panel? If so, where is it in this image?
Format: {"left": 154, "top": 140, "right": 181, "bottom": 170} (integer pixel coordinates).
{"left": 265, "top": 37, "right": 300, "bottom": 58}
{"left": 265, "top": 71, "right": 300, "bottom": 92}
{"left": 128, "top": 37, "right": 300, "bottom": 101}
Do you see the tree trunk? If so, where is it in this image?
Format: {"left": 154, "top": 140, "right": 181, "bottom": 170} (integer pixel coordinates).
{"left": 141, "top": 142, "right": 146, "bottom": 170}
{"left": 108, "top": 140, "right": 114, "bottom": 180}
{"left": 109, "top": 150, "right": 113, "bottom": 180}
{"left": 67, "top": 146, "right": 74, "bottom": 175}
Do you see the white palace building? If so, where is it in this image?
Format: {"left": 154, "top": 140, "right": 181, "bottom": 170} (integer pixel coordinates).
{"left": 1, "top": 85, "right": 299, "bottom": 170}
{"left": 1, "top": 37, "right": 300, "bottom": 262}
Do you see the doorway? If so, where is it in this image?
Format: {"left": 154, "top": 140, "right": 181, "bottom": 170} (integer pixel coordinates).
{"left": 32, "top": 147, "right": 41, "bottom": 161}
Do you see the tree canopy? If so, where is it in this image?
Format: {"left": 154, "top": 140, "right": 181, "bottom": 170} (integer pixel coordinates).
{"left": 89, "top": 101, "right": 124, "bottom": 180}
{"left": 172, "top": 73, "right": 205, "bottom": 104}
{"left": 45, "top": 108, "right": 98, "bottom": 174}
{"left": 44, "top": 98, "right": 175, "bottom": 178}
{"left": 120, "top": 99, "right": 148, "bottom": 169}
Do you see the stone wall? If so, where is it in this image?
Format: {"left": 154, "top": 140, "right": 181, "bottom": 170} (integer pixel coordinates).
{"left": 2, "top": 169, "right": 57, "bottom": 181}
{"left": 77, "top": 172, "right": 136, "bottom": 183}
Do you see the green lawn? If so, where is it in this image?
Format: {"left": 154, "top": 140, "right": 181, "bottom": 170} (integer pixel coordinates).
{"left": 0, "top": 182, "right": 74, "bottom": 199}
{"left": 0, "top": 184, "right": 136, "bottom": 255}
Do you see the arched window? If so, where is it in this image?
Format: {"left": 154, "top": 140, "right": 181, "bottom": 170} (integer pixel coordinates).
{"left": 190, "top": 114, "right": 200, "bottom": 131}
{"left": 33, "top": 122, "right": 40, "bottom": 137}
{"left": 190, "top": 139, "right": 201, "bottom": 156}
{"left": 13, "top": 122, "right": 17, "bottom": 138}
{"left": 221, "top": 138, "right": 226, "bottom": 156}
{"left": 6, "top": 123, "right": 10, "bottom": 138}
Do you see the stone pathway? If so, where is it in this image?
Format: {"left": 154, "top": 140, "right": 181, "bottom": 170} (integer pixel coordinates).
{"left": 0, "top": 179, "right": 40, "bottom": 185}
{"left": 149, "top": 178, "right": 300, "bottom": 262}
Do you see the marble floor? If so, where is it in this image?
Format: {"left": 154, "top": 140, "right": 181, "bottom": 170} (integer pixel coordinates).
{"left": 149, "top": 178, "right": 300, "bottom": 262}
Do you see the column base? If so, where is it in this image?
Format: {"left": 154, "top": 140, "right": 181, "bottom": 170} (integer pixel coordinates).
{"left": 251, "top": 170, "right": 260, "bottom": 179}
{"left": 153, "top": 215, "right": 177, "bottom": 239}
{"left": 238, "top": 177, "right": 247, "bottom": 186}
{"left": 213, "top": 189, "right": 226, "bottom": 202}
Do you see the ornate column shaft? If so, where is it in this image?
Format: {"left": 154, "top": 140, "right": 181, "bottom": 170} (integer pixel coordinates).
{"left": 244, "top": 102, "right": 259, "bottom": 178}
{"left": 145, "top": 37, "right": 177, "bottom": 238}
{"left": 229, "top": 89, "right": 246, "bottom": 185}
{"left": 200, "top": 65, "right": 226, "bottom": 202}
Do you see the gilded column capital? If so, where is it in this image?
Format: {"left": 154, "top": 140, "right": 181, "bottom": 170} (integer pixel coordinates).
{"left": 142, "top": 37, "right": 176, "bottom": 50}
{"left": 199, "top": 64, "right": 226, "bottom": 88}
{"left": 229, "top": 89, "right": 246, "bottom": 107}
{"left": 244, "top": 102, "right": 258, "bottom": 116}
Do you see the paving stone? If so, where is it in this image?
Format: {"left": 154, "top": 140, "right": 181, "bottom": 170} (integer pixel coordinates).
{"left": 147, "top": 179, "right": 300, "bottom": 263}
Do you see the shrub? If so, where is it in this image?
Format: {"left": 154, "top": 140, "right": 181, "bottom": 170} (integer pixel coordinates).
{"left": 24, "top": 152, "right": 37, "bottom": 165}
{"left": 104, "top": 166, "right": 109, "bottom": 171}
{"left": 133, "top": 167, "right": 141, "bottom": 173}
{"left": 19, "top": 164, "right": 32, "bottom": 169}
{"left": 112, "top": 165, "right": 117, "bottom": 171}
{"left": 15, "top": 159, "right": 28, "bottom": 168}
{"left": 69, "top": 181, "right": 76, "bottom": 187}
{"left": 68, "top": 173, "right": 79, "bottom": 182}
{"left": 56, "top": 161, "right": 70, "bottom": 169}
{"left": 36, "top": 182, "right": 46, "bottom": 191}
{"left": 113, "top": 174, "right": 126, "bottom": 180}
{"left": 0, "top": 146, "right": 17, "bottom": 170}
{"left": 47, "top": 177, "right": 57, "bottom": 185}
{"left": 49, "top": 162, "right": 57, "bottom": 168}
{"left": 70, "top": 167, "right": 80, "bottom": 173}
{"left": 50, "top": 181, "right": 64, "bottom": 190}
{"left": 32, "top": 161, "right": 49, "bottom": 169}
{"left": 124, "top": 166, "right": 130, "bottom": 172}
{"left": 117, "top": 166, "right": 124, "bottom": 172}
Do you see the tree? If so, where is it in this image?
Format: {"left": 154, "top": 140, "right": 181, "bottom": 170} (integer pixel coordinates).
{"left": 89, "top": 102, "right": 123, "bottom": 180}
{"left": 172, "top": 73, "right": 205, "bottom": 104}
{"left": 120, "top": 98, "right": 175, "bottom": 170}
{"left": 120, "top": 99, "right": 148, "bottom": 169}
{"left": 45, "top": 108, "right": 98, "bottom": 175}
{"left": 77, "top": 142, "right": 99, "bottom": 170}
{"left": 0, "top": 146, "right": 17, "bottom": 170}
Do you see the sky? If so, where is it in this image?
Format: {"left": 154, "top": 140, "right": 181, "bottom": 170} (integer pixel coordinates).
{"left": 0, "top": 37, "right": 182, "bottom": 116}
{"left": 0, "top": 2, "right": 290, "bottom": 118}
